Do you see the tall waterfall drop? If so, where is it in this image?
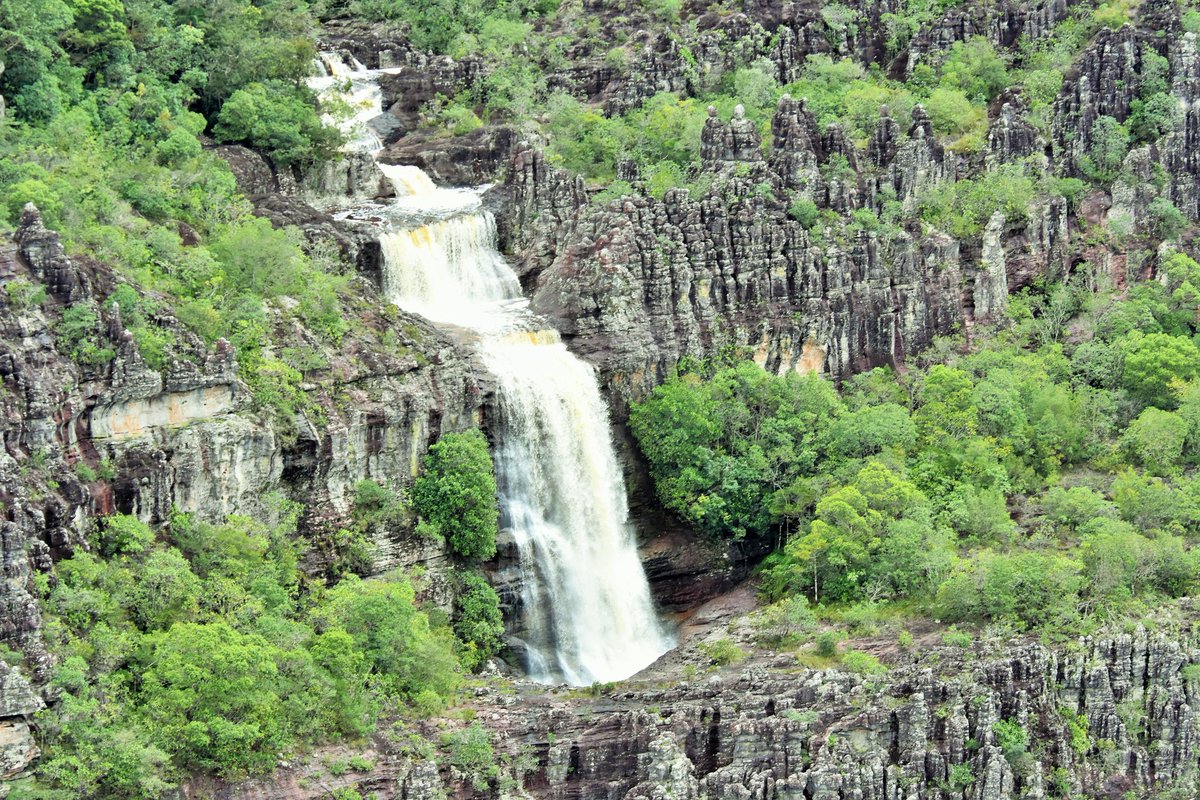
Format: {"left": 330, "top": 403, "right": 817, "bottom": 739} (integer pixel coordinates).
{"left": 312, "top": 55, "right": 673, "bottom": 684}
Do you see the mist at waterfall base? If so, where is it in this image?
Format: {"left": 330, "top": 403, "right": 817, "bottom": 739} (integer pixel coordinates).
{"left": 311, "top": 54, "right": 674, "bottom": 685}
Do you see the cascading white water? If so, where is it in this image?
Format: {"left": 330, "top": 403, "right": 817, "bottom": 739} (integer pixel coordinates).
{"left": 482, "top": 331, "right": 673, "bottom": 684}
{"left": 378, "top": 216, "right": 521, "bottom": 330}
{"left": 310, "top": 53, "right": 388, "bottom": 154}
{"left": 379, "top": 181, "right": 673, "bottom": 684}
{"left": 310, "top": 57, "right": 673, "bottom": 684}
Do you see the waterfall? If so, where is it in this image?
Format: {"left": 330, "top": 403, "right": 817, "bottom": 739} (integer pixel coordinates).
{"left": 482, "top": 331, "right": 674, "bottom": 684}
{"left": 309, "top": 57, "right": 673, "bottom": 684}
{"left": 377, "top": 216, "right": 521, "bottom": 330}
{"left": 380, "top": 197, "right": 673, "bottom": 683}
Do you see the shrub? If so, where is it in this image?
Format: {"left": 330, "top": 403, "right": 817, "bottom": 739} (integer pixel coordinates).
{"left": 923, "top": 88, "right": 978, "bottom": 136}
{"left": 700, "top": 638, "right": 745, "bottom": 665}
{"left": 98, "top": 514, "right": 155, "bottom": 556}
{"left": 454, "top": 571, "right": 505, "bottom": 671}
{"left": 411, "top": 430, "right": 499, "bottom": 561}
{"left": 1148, "top": 196, "right": 1187, "bottom": 240}
{"left": 1121, "top": 332, "right": 1200, "bottom": 408}
{"left": 441, "top": 724, "right": 497, "bottom": 791}
{"left": 993, "top": 719, "right": 1028, "bottom": 763}
{"left": 352, "top": 479, "right": 406, "bottom": 529}
{"left": 939, "top": 37, "right": 1010, "bottom": 103}
{"left": 920, "top": 164, "right": 1035, "bottom": 237}
{"left": 789, "top": 197, "right": 820, "bottom": 229}
{"left": 840, "top": 649, "right": 886, "bottom": 674}
{"left": 312, "top": 573, "right": 461, "bottom": 701}
{"left": 57, "top": 303, "right": 115, "bottom": 365}
{"left": 4, "top": 277, "right": 47, "bottom": 310}
{"left": 1121, "top": 408, "right": 1188, "bottom": 476}
{"left": 1080, "top": 116, "right": 1129, "bottom": 183}
{"left": 815, "top": 630, "right": 841, "bottom": 658}
{"left": 941, "top": 627, "right": 973, "bottom": 648}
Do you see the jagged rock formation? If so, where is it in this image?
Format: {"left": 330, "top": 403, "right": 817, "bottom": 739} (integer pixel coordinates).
{"left": 201, "top": 628, "right": 1200, "bottom": 800}
{"left": 505, "top": 93, "right": 1073, "bottom": 410}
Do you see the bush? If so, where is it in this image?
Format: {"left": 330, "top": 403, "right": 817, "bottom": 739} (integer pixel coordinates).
{"left": 920, "top": 164, "right": 1036, "bottom": 238}
{"left": 922, "top": 88, "right": 978, "bottom": 136}
{"left": 411, "top": 430, "right": 499, "bottom": 560}
{"left": 352, "top": 479, "right": 406, "bottom": 529}
{"left": 789, "top": 197, "right": 820, "bottom": 229}
{"left": 441, "top": 724, "right": 497, "bottom": 791}
{"left": 1080, "top": 115, "right": 1129, "bottom": 183}
{"left": 57, "top": 303, "right": 115, "bottom": 365}
{"left": 815, "top": 630, "right": 841, "bottom": 658}
{"left": 1122, "top": 408, "right": 1188, "bottom": 475}
{"left": 993, "top": 719, "right": 1028, "bottom": 763}
{"left": 1148, "top": 196, "right": 1187, "bottom": 240}
{"left": 700, "top": 638, "right": 745, "bottom": 665}
{"left": 935, "top": 550, "right": 1083, "bottom": 629}
{"left": 939, "top": 37, "right": 1010, "bottom": 103}
{"left": 138, "top": 622, "right": 296, "bottom": 776}
{"left": 313, "top": 573, "right": 462, "bottom": 701}
{"left": 1121, "top": 332, "right": 1200, "bottom": 409}
{"left": 98, "top": 514, "right": 155, "bottom": 556}
{"left": 840, "top": 649, "right": 886, "bottom": 674}
{"left": 454, "top": 571, "right": 505, "bottom": 671}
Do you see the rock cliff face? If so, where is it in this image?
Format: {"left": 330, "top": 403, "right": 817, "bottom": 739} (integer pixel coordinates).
{"left": 0, "top": 205, "right": 483, "bottom": 663}
{"left": 202, "top": 625, "right": 1200, "bottom": 800}
{"left": 496, "top": 628, "right": 1200, "bottom": 800}
{"left": 504, "top": 100, "right": 1067, "bottom": 411}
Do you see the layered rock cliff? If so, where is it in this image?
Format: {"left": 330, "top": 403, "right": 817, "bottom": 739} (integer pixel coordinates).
{"left": 199, "top": 616, "right": 1200, "bottom": 800}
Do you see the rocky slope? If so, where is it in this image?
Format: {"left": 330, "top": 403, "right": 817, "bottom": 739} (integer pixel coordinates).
{"left": 0, "top": 203, "right": 484, "bottom": 777}
{"left": 199, "top": 604, "right": 1200, "bottom": 800}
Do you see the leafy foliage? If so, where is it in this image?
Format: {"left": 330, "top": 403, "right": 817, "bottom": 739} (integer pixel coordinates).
{"left": 25, "top": 506, "right": 469, "bottom": 797}
{"left": 411, "top": 430, "right": 500, "bottom": 561}
{"left": 633, "top": 256, "right": 1200, "bottom": 633}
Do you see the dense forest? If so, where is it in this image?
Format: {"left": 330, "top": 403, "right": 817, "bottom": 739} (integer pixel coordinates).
{"left": 6, "top": 0, "right": 1200, "bottom": 797}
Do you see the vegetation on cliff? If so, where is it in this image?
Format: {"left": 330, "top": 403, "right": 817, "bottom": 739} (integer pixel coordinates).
{"left": 632, "top": 252, "right": 1200, "bottom": 634}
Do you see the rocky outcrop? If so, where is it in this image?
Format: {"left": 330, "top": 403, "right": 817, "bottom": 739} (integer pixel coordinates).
{"left": 0, "top": 207, "right": 485, "bottom": 665}
{"left": 204, "top": 626, "right": 1200, "bottom": 800}
{"left": 378, "top": 126, "right": 521, "bottom": 187}
{"left": 0, "top": 662, "right": 41, "bottom": 781}
{"left": 481, "top": 628, "right": 1200, "bottom": 800}
{"left": 701, "top": 105, "right": 765, "bottom": 167}
{"left": 986, "top": 102, "right": 1042, "bottom": 166}
{"left": 507, "top": 99, "right": 1044, "bottom": 411}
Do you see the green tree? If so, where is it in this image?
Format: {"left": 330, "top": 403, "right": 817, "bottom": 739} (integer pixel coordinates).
{"left": 214, "top": 81, "right": 340, "bottom": 166}
{"left": 1122, "top": 408, "right": 1188, "bottom": 476}
{"left": 312, "top": 573, "right": 461, "bottom": 700}
{"left": 939, "top": 37, "right": 1010, "bottom": 102}
{"left": 914, "top": 366, "right": 977, "bottom": 441}
{"left": 137, "top": 622, "right": 293, "bottom": 776}
{"left": 1120, "top": 332, "right": 1200, "bottom": 409}
{"left": 453, "top": 571, "right": 504, "bottom": 671}
{"left": 936, "top": 550, "right": 1083, "bottom": 628}
{"left": 411, "top": 429, "right": 499, "bottom": 560}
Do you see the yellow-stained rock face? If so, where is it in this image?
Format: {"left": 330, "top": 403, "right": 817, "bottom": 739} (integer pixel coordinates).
{"left": 796, "top": 339, "right": 826, "bottom": 374}
{"left": 90, "top": 385, "right": 237, "bottom": 440}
